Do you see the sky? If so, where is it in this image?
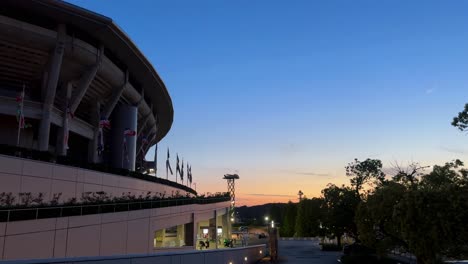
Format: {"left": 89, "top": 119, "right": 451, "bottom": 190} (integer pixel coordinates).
{"left": 67, "top": 0, "right": 468, "bottom": 206}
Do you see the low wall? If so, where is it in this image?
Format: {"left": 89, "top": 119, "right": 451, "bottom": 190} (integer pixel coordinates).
{"left": 0, "top": 201, "right": 230, "bottom": 260}
{"left": 0, "top": 245, "right": 266, "bottom": 264}
{"left": 0, "top": 155, "right": 192, "bottom": 204}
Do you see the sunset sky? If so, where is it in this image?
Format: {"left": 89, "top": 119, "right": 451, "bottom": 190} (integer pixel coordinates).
{"left": 67, "top": 0, "right": 468, "bottom": 206}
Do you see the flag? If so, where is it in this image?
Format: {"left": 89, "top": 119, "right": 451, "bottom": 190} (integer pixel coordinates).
{"left": 176, "top": 154, "right": 181, "bottom": 178}
{"left": 99, "top": 118, "right": 111, "bottom": 128}
{"left": 185, "top": 162, "right": 188, "bottom": 184}
{"left": 124, "top": 128, "right": 136, "bottom": 136}
{"left": 16, "top": 91, "right": 24, "bottom": 128}
{"left": 122, "top": 136, "right": 128, "bottom": 162}
{"left": 122, "top": 128, "right": 135, "bottom": 165}
{"left": 16, "top": 85, "right": 25, "bottom": 146}
{"left": 166, "top": 148, "right": 173, "bottom": 176}
{"left": 180, "top": 159, "right": 184, "bottom": 182}
{"left": 189, "top": 165, "right": 192, "bottom": 184}
{"left": 67, "top": 106, "right": 74, "bottom": 119}
{"left": 97, "top": 117, "right": 110, "bottom": 156}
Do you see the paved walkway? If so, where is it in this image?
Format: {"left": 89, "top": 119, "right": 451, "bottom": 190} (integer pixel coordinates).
{"left": 274, "top": 240, "right": 341, "bottom": 264}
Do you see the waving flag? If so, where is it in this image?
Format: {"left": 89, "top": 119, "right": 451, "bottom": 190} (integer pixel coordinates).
{"left": 124, "top": 128, "right": 136, "bottom": 136}
{"left": 16, "top": 84, "right": 25, "bottom": 146}
{"left": 185, "top": 162, "right": 190, "bottom": 186}
{"left": 176, "top": 154, "right": 180, "bottom": 183}
{"left": 180, "top": 159, "right": 184, "bottom": 182}
{"left": 99, "top": 118, "right": 110, "bottom": 129}
{"left": 188, "top": 165, "right": 192, "bottom": 184}
{"left": 122, "top": 128, "right": 136, "bottom": 167}
{"left": 166, "top": 148, "right": 173, "bottom": 179}
{"left": 97, "top": 117, "right": 110, "bottom": 155}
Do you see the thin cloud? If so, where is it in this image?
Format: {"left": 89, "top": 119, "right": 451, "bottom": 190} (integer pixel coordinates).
{"left": 244, "top": 193, "right": 295, "bottom": 197}
{"left": 425, "top": 89, "right": 434, "bottom": 94}
{"left": 295, "top": 172, "right": 329, "bottom": 177}
{"left": 280, "top": 169, "right": 329, "bottom": 177}
{"left": 440, "top": 146, "right": 466, "bottom": 155}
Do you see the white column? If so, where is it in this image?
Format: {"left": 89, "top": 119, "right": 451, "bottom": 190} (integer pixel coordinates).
{"left": 38, "top": 24, "right": 66, "bottom": 151}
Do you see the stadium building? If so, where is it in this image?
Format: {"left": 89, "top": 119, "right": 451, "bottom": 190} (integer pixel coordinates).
{"left": 0, "top": 1, "right": 265, "bottom": 262}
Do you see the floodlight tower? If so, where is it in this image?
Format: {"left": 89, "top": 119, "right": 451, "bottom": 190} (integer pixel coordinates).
{"left": 298, "top": 190, "right": 304, "bottom": 202}
{"left": 223, "top": 174, "right": 239, "bottom": 221}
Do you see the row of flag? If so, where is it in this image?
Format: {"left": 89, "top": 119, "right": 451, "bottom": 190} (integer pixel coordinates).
{"left": 166, "top": 148, "right": 193, "bottom": 186}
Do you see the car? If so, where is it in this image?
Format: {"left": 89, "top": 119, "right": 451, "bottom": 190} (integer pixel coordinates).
{"left": 239, "top": 226, "right": 248, "bottom": 232}
{"left": 343, "top": 243, "right": 375, "bottom": 256}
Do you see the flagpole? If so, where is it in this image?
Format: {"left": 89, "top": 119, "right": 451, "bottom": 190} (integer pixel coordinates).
{"left": 121, "top": 136, "right": 125, "bottom": 168}
{"left": 16, "top": 84, "right": 25, "bottom": 147}
{"left": 166, "top": 148, "right": 168, "bottom": 180}
{"left": 154, "top": 143, "right": 158, "bottom": 177}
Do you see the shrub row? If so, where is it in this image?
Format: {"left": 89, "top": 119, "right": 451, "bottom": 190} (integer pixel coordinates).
{"left": 0, "top": 196, "right": 230, "bottom": 222}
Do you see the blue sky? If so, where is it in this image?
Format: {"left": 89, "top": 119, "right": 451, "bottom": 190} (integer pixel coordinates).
{"left": 67, "top": 0, "right": 468, "bottom": 205}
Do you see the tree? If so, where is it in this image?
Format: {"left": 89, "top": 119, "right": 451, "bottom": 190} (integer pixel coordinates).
{"left": 355, "top": 181, "right": 408, "bottom": 256}
{"left": 346, "top": 158, "right": 385, "bottom": 197}
{"left": 281, "top": 201, "right": 297, "bottom": 237}
{"left": 294, "top": 198, "right": 324, "bottom": 237}
{"left": 321, "top": 184, "right": 360, "bottom": 246}
{"left": 391, "top": 162, "right": 428, "bottom": 188}
{"left": 356, "top": 160, "right": 468, "bottom": 264}
{"left": 452, "top": 103, "right": 468, "bottom": 132}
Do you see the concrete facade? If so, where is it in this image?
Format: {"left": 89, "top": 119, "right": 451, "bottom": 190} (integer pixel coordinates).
{"left": 0, "top": 245, "right": 266, "bottom": 264}
{"left": 0, "top": 155, "right": 193, "bottom": 204}
{"left": 0, "top": 201, "right": 230, "bottom": 260}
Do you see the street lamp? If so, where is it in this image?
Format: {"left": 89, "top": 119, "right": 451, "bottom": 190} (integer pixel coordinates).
{"left": 264, "top": 216, "right": 269, "bottom": 222}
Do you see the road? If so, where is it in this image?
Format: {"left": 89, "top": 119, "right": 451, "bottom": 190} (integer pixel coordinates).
{"left": 276, "top": 240, "right": 341, "bottom": 264}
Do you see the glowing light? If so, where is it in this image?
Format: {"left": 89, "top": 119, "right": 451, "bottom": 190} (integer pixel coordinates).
{"left": 271, "top": 220, "right": 275, "bottom": 228}
{"left": 260, "top": 250, "right": 263, "bottom": 254}
{"left": 264, "top": 216, "right": 269, "bottom": 221}
{"left": 244, "top": 257, "right": 248, "bottom": 261}
{"left": 203, "top": 229, "right": 209, "bottom": 235}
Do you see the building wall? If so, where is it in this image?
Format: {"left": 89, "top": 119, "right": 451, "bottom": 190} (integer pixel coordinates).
{"left": 0, "top": 201, "right": 230, "bottom": 260}
{"left": 0, "top": 245, "right": 266, "bottom": 264}
{"left": 0, "top": 155, "right": 193, "bottom": 204}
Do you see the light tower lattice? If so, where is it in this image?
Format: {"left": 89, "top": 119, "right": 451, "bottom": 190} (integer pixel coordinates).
{"left": 223, "top": 174, "right": 239, "bottom": 221}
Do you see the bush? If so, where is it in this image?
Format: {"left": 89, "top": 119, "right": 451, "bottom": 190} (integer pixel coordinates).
{"left": 320, "top": 243, "right": 342, "bottom": 251}
{"left": 340, "top": 255, "right": 404, "bottom": 264}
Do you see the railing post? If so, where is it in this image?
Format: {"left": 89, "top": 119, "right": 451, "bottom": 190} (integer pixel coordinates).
{"left": 36, "top": 208, "right": 39, "bottom": 220}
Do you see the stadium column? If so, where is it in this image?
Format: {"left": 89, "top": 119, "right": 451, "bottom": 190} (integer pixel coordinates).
{"left": 89, "top": 71, "right": 128, "bottom": 163}
{"left": 56, "top": 82, "right": 72, "bottom": 155}
{"left": 38, "top": 24, "right": 66, "bottom": 151}
{"left": 222, "top": 208, "right": 230, "bottom": 244}
{"left": 214, "top": 210, "right": 218, "bottom": 249}
{"left": 57, "top": 45, "right": 104, "bottom": 156}
{"left": 110, "top": 104, "right": 138, "bottom": 170}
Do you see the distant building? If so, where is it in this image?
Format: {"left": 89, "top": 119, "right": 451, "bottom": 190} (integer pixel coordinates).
{"left": 0, "top": 0, "right": 230, "bottom": 260}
